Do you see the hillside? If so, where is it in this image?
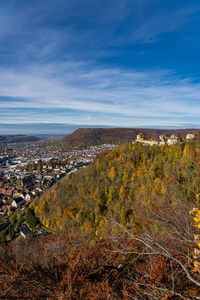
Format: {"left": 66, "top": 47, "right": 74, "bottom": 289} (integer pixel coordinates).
{"left": 62, "top": 127, "right": 199, "bottom": 148}
{"left": 2, "top": 138, "right": 200, "bottom": 298}
{"left": 34, "top": 137, "right": 200, "bottom": 233}
{"left": 0, "top": 135, "right": 41, "bottom": 143}
{"left": 27, "top": 137, "right": 200, "bottom": 298}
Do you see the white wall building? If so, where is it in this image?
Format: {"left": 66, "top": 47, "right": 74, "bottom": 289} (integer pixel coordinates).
{"left": 167, "top": 135, "right": 178, "bottom": 145}
{"left": 186, "top": 134, "right": 195, "bottom": 140}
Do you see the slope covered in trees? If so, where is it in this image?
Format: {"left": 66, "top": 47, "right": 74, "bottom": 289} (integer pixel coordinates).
{"left": 62, "top": 127, "right": 198, "bottom": 148}
{"left": 34, "top": 138, "right": 200, "bottom": 235}
{"left": 2, "top": 139, "right": 200, "bottom": 298}
{"left": 1, "top": 216, "right": 199, "bottom": 299}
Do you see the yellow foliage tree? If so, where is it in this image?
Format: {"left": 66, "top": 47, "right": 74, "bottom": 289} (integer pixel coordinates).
{"left": 152, "top": 178, "right": 161, "bottom": 196}
{"left": 119, "top": 185, "right": 125, "bottom": 199}
{"left": 190, "top": 208, "right": 200, "bottom": 272}
{"left": 109, "top": 166, "right": 116, "bottom": 180}
{"left": 117, "top": 153, "right": 123, "bottom": 163}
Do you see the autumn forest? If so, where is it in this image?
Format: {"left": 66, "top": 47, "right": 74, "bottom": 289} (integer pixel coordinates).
{"left": 1, "top": 137, "right": 200, "bottom": 298}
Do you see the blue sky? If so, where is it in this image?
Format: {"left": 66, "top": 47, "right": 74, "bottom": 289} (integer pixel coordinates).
{"left": 1, "top": 0, "right": 200, "bottom": 132}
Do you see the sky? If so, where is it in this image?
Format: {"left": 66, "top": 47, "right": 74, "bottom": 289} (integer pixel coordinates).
{"left": 1, "top": 0, "right": 200, "bottom": 133}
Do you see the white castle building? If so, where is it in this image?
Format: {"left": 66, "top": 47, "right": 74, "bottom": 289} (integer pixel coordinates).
{"left": 134, "top": 133, "right": 195, "bottom": 146}
{"left": 135, "top": 135, "right": 158, "bottom": 146}
{"left": 186, "top": 134, "right": 195, "bottom": 140}
{"left": 167, "top": 134, "right": 178, "bottom": 145}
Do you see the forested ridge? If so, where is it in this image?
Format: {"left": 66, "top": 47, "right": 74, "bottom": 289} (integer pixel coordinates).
{"left": 0, "top": 134, "right": 40, "bottom": 143}
{"left": 62, "top": 127, "right": 198, "bottom": 148}
{"left": 2, "top": 139, "right": 200, "bottom": 298}
{"left": 34, "top": 139, "right": 200, "bottom": 234}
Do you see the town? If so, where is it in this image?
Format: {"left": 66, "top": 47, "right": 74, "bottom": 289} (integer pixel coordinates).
{"left": 0, "top": 140, "right": 116, "bottom": 241}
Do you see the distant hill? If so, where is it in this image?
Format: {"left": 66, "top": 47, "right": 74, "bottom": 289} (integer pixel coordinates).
{"left": 0, "top": 135, "right": 41, "bottom": 144}
{"left": 62, "top": 127, "right": 199, "bottom": 148}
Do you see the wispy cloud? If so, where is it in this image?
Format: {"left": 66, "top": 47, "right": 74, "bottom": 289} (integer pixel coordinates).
{"left": 0, "top": 0, "right": 198, "bottom": 63}
{"left": 131, "top": 3, "right": 200, "bottom": 43}
{"left": 1, "top": 61, "right": 200, "bottom": 126}
{"left": 0, "top": 1, "right": 200, "bottom": 129}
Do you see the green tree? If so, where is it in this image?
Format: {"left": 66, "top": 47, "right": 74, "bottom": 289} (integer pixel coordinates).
{"left": 0, "top": 181, "right": 4, "bottom": 188}
{"left": 26, "top": 208, "right": 39, "bottom": 229}
{"left": 8, "top": 224, "right": 15, "bottom": 239}
{"left": 0, "top": 232, "right": 5, "bottom": 244}
{"left": 138, "top": 132, "right": 144, "bottom": 139}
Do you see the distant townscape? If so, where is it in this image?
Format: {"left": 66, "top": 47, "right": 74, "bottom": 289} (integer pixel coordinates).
{"left": 0, "top": 137, "right": 115, "bottom": 241}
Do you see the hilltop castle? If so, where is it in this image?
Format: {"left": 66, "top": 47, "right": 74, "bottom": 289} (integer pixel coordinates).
{"left": 134, "top": 133, "right": 195, "bottom": 146}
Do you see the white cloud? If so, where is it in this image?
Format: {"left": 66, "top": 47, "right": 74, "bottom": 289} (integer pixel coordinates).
{"left": 0, "top": 61, "right": 200, "bottom": 127}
